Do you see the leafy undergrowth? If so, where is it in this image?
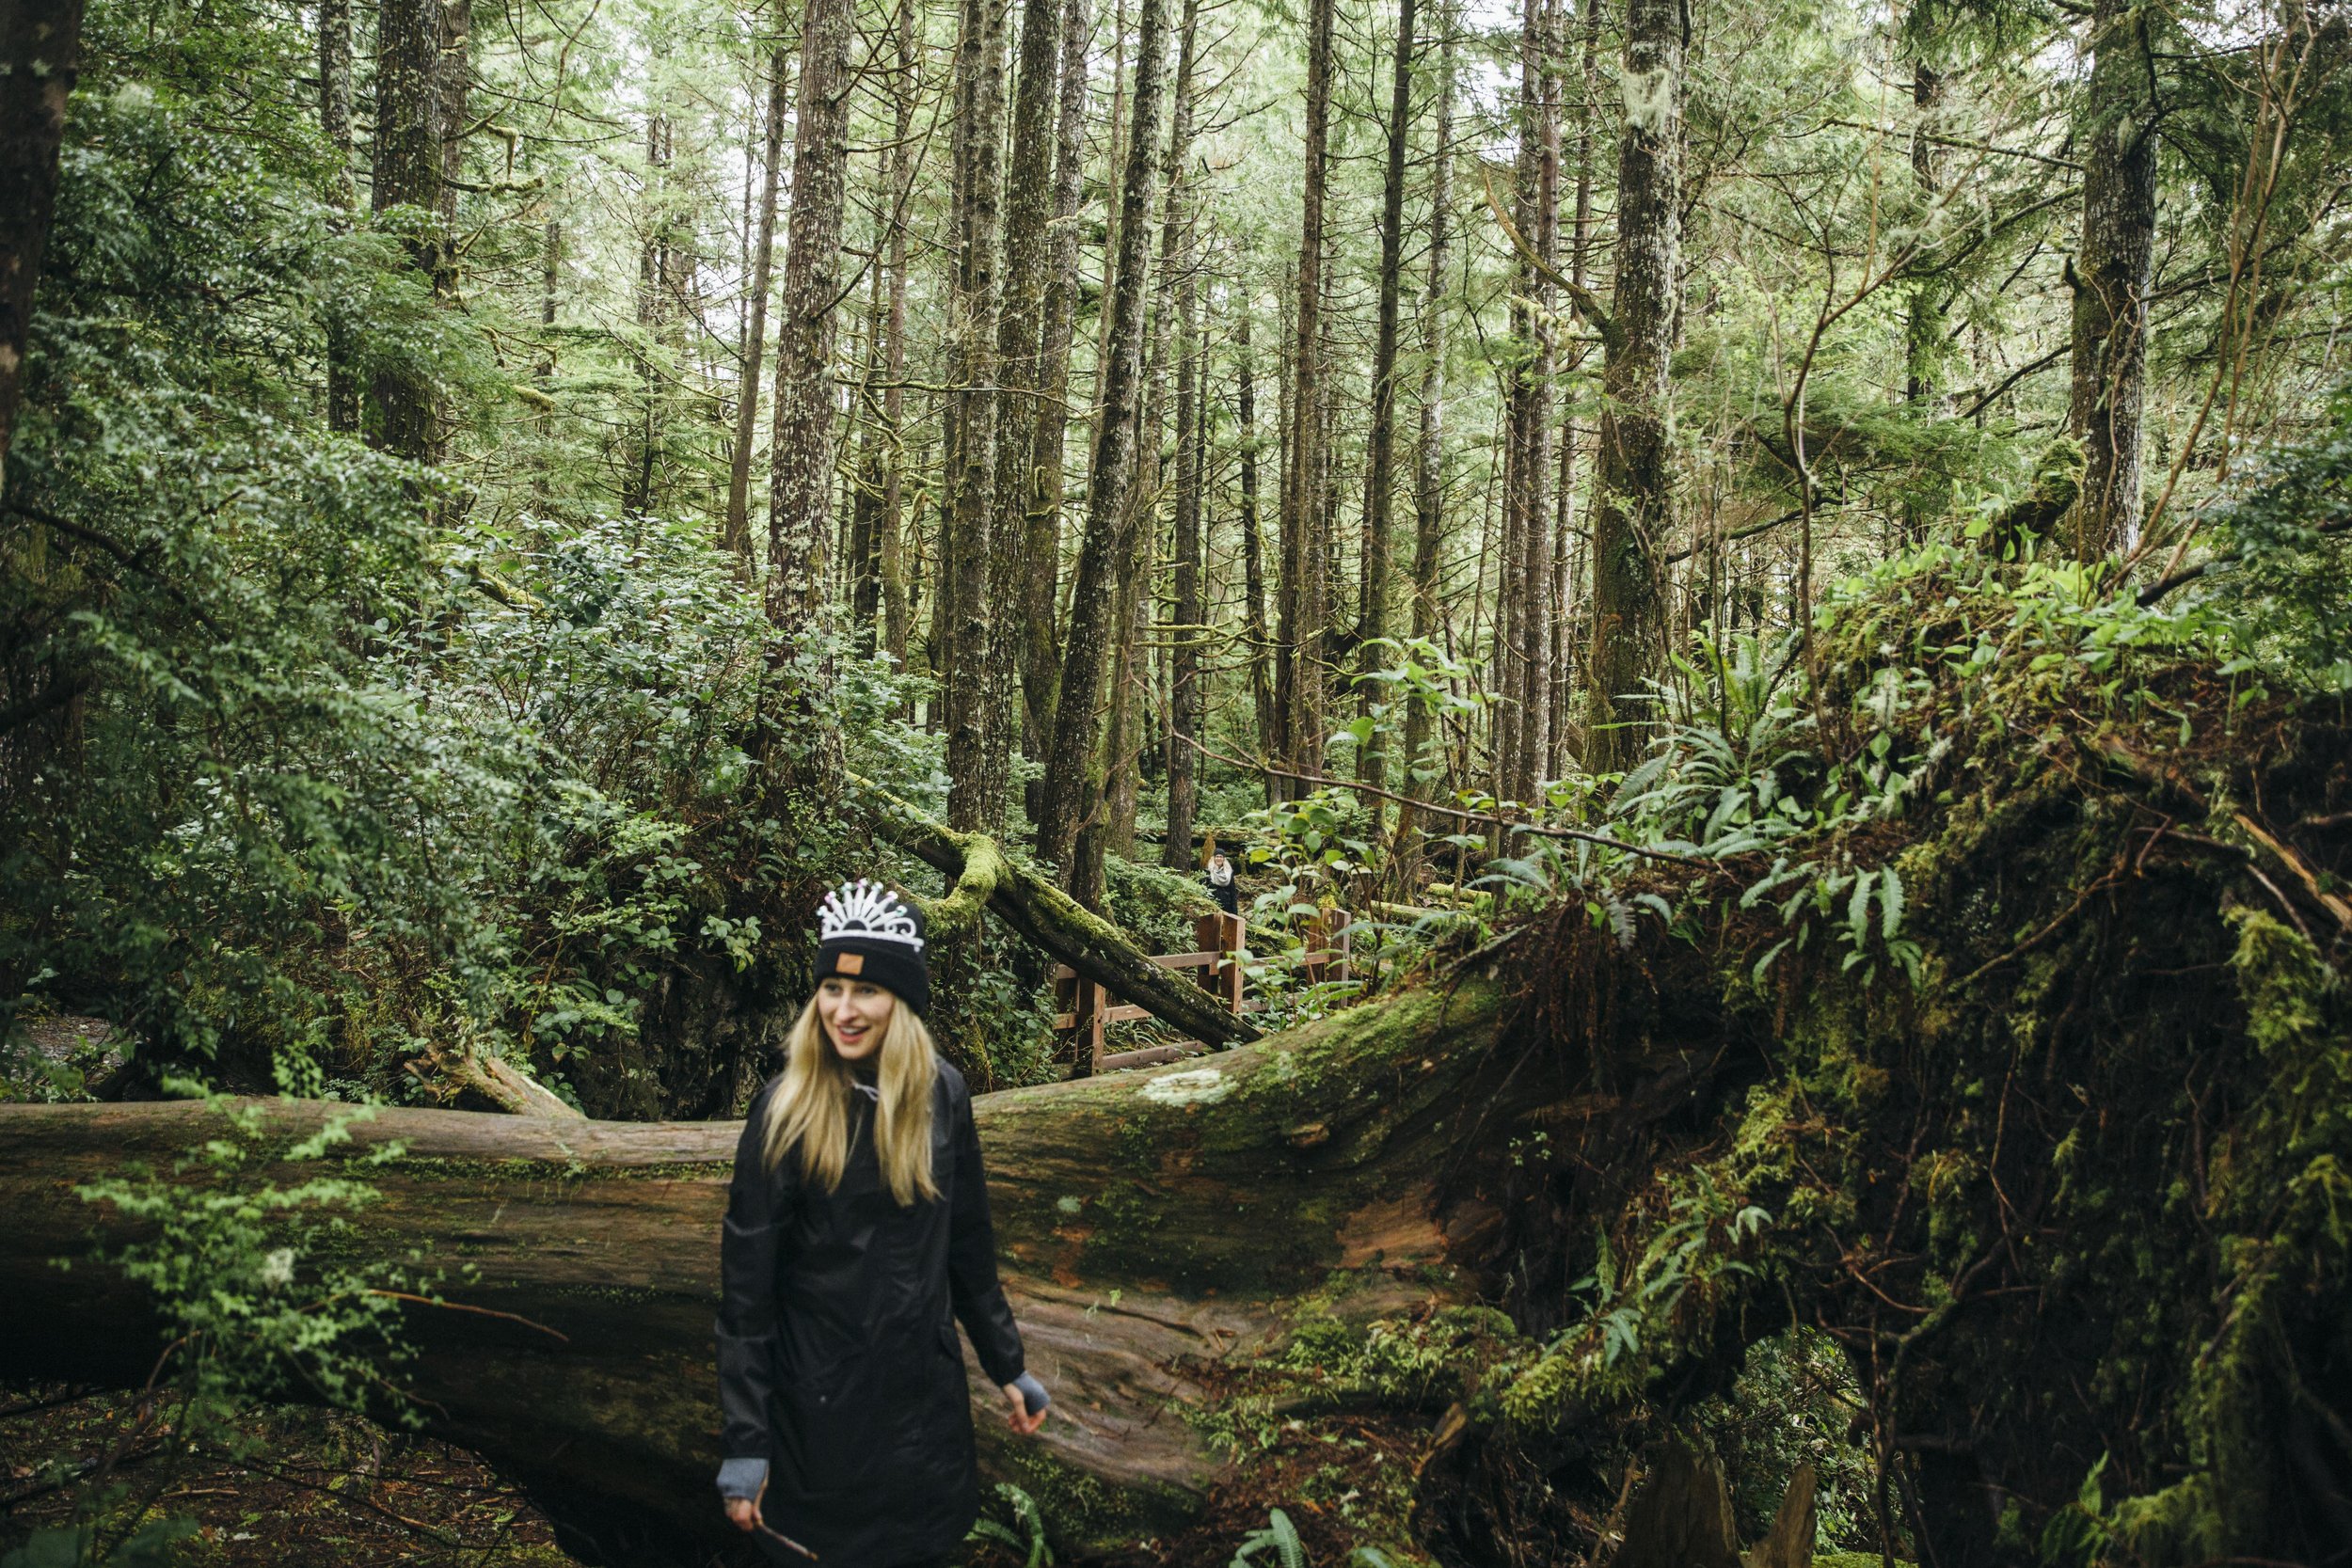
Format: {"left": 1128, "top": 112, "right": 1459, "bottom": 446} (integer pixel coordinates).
{"left": 0, "top": 1392, "right": 569, "bottom": 1567}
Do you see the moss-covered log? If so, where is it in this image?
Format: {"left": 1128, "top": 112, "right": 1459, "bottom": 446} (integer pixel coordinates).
{"left": 0, "top": 982, "right": 1564, "bottom": 1566}
{"left": 863, "top": 774, "right": 1261, "bottom": 1050}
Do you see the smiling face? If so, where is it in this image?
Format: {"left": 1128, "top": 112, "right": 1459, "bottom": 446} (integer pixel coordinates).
{"left": 817, "top": 975, "right": 897, "bottom": 1063}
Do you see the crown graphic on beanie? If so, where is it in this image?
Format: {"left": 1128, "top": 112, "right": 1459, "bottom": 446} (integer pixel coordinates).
{"left": 818, "top": 879, "right": 926, "bottom": 951}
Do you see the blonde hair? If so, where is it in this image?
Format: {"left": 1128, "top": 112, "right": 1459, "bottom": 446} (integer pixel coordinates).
{"left": 761, "top": 989, "right": 941, "bottom": 1205}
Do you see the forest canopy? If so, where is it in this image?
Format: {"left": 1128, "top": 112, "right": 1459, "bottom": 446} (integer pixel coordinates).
{"left": 1, "top": 0, "right": 2349, "bottom": 1558}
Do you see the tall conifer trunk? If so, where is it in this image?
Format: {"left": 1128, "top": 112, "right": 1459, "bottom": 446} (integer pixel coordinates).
{"left": 0, "top": 0, "right": 83, "bottom": 483}
{"left": 369, "top": 0, "right": 452, "bottom": 463}
{"left": 1237, "top": 315, "right": 1279, "bottom": 779}
{"left": 1398, "top": 1, "right": 1454, "bottom": 864}
{"left": 2067, "top": 0, "right": 2157, "bottom": 559}
{"left": 880, "top": 0, "right": 917, "bottom": 671}
{"left": 1584, "top": 0, "right": 1681, "bottom": 772}
{"left": 1511, "top": 0, "right": 1559, "bottom": 801}
{"left": 319, "top": 0, "right": 359, "bottom": 433}
{"left": 1035, "top": 0, "right": 1169, "bottom": 877}
{"left": 988, "top": 0, "right": 1065, "bottom": 802}
{"left": 1018, "top": 0, "right": 1094, "bottom": 795}
{"left": 1354, "top": 0, "right": 1418, "bottom": 801}
{"left": 1281, "top": 0, "right": 1336, "bottom": 788}
{"left": 765, "top": 0, "right": 856, "bottom": 652}
{"left": 726, "top": 52, "right": 790, "bottom": 568}
{"left": 946, "top": 0, "right": 1010, "bottom": 831}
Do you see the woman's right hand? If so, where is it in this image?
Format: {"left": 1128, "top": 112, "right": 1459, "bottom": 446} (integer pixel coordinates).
{"left": 724, "top": 1482, "right": 765, "bottom": 1533}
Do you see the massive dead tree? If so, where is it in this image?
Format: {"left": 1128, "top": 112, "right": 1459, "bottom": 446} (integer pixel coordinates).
{"left": 2, "top": 983, "right": 1515, "bottom": 1566}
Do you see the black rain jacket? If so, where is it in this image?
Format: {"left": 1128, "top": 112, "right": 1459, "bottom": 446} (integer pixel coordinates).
{"left": 716, "top": 1060, "right": 1025, "bottom": 1564}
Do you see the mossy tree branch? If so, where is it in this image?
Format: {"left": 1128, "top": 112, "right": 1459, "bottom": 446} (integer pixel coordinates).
{"left": 854, "top": 772, "right": 1260, "bottom": 1048}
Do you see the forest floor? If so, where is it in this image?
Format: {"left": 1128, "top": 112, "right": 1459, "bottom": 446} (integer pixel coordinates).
{"left": 0, "top": 1389, "right": 572, "bottom": 1567}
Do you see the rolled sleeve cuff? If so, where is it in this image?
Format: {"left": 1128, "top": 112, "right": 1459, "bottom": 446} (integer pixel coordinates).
{"left": 716, "top": 1457, "right": 769, "bottom": 1499}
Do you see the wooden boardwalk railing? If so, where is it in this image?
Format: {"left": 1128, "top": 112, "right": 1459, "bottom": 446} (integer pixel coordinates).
{"left": 1053, "top": 910, "right": 1354, "bottom": 1076}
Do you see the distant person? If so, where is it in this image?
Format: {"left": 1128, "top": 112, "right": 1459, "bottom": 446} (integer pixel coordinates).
{"left": 715, "top": 879, "right": 1050, "bottom": 1566}
{"left": 1205, "top": 848, "right": 1239, "bottom": 916}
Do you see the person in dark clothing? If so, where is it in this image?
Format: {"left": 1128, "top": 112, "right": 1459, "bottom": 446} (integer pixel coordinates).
{"left": 715, "top": 879, "right": 1049, "bottom": 1565}
{"left": 1204, "top": 849, "right": 1239, "bottom": 916}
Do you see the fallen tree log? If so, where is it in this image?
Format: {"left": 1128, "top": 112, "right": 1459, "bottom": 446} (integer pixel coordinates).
{"left": 1, "top": 979, "right": 1564, "bottom": 1566}
{"left": 859, "top": 774, "right": 1261, "bottom": 1052}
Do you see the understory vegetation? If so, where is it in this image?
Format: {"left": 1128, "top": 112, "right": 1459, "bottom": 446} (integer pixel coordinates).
{"left": 3, "top": 0, "right": 2348, "bottom": 1558}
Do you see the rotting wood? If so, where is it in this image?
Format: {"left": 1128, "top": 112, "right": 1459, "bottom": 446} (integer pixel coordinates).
{"left": 406, "top": 1041, "right": 584, "bottom": 1119}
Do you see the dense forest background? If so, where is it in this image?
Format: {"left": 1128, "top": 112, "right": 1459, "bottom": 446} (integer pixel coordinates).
{"left": 2, "top": 0, "right": 2350, "bottom": 1557}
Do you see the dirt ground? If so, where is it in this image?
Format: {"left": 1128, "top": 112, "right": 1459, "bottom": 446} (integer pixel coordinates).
{"left": 1, "top": 1386, "right": 574, "bottom": 1567}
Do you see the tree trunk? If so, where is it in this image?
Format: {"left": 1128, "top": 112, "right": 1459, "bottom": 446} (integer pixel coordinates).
{"left": 766, "top": 0, "right": 855, "bottom": 641}
{"left": 623, "top": 115, "right": 673, "bottom": 519}
{"left": 1162, "top": 211, "right": 1203, "bottom": 870}
{"left": 1498, "top": 0, "right": 1557, "bottom": 807}
{"left": 1901, "top": 55, "right": 1946, "bottom": 544}
{"left": 946, "top": 0, "right": 1010, "bottom": 832}
{"left": 319, "top": 0, "right": 360, "bottom": 434}
{"left": 1035, "top": 0, "right": 1169, "bottom": 878}
{"left": 1281, "top": 0, "right": 1336, "bottom": 787}
{"left": 1584, "top": 0, "right": 1681, "bottom": 773}
{"left": 1354, "top": 0, "right": 1417, "bottom": 804}
{"left": 989, "top": 0, "right": 1064, "bottom": 814}
{"left": 0, "top": 0, "right": 82, "bottom": 485}
{"left": 1398, "top": 2, "right": 1454, "bottom": 866}
{"left": 1018, "top": 0, "right": 1094, "bottom": 794}
{"left": 368, "top": 0, "right": 451, "bottom": 464}
{"left": 725, "top": 52, "right": 791, "bottom": 568}
{"left": 1237, "top": 314, "right": 1279, "bottom": 781}
{"left": 2066, "top": 0, "right": 2156, "bottom": 560}
{"left": 881, "top": 0, "right": 918, "bottom": 670}
{"left": 1551, "top": 0, "right": 1600, "bottom": 772}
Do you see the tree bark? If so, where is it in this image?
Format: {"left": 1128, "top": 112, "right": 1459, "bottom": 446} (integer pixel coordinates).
{"left": 622, "top": 114, "right": 674, "bottom": 519}
{"left": 765, "top": 0, "right": 855, "bottom": 644}
{"left": 725, "top": 52, "right": 791, "bottom": 569}
{"left": 1281, "top": 0, "right": 1337, "bottom": 788}
{"left": 1584, "top": 0, "right": 1681, "bottom": 773}
{"left": 880, "top": 0, "right": 917, "bottom": 670}
{"left": 1901, "top": 55, "right": 1946, "bottom": 544}
{"left": 1018, "top": 0, "right": 1094, "bottom": 793}
{"left": 1517, "top": 0, "right": 1559, "bottom": 804}
{"left": 1399, "top": 2, "right": 1454, "bottom": 865}
{"left": 1354, "top": 0, "right": 1417, "bottom": 803}
{"left": 1237, "top": 313, "right": 1279, "bottom": 781}
{"left": 2066, "top": 0, "right": 2157, "bottom": 560}
{"left": 1035, "top": 0, "right": 1169, "bottom": 878}
{"left": 1162, "top": 204, "right": 1203, "bottom": 870}
{"left": 945, "top": 0, "right": 1010, "bottom": 832}
{"left": 0, "top": 0, "right": 83, "bottom": 485}
{"left": 0, "top": 981, "right": 1499, "bottom": 1564}
{"left": 368, "top": 0, "right": 452, "bottom": 464}
{"left": 319, "top": 0, "right": 360, "bottom": 434}
{"left": 989, "top": 0, "right": 1065, "bottom": 814}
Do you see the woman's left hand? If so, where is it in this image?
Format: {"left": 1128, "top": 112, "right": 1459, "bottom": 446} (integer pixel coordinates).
{"left": 1002, "top": 1382, "right": 1048, "bottom": 1436}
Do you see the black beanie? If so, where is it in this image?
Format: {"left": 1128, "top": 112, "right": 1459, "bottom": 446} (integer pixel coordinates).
{"left": 813, "top": 879, "right": 930, "bottom": 1019}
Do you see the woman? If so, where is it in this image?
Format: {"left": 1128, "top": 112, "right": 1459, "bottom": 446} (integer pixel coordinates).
{"left": 1204, "top": 848, "right": 1239, "bottom": 916}
{"left": 716, "top": 879, "right": 1050, "bottom": 1565}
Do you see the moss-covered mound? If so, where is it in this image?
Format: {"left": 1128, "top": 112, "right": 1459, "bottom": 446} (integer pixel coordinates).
{"left": 1430, "top": 546, "right": 2349, "bottom": 1566}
